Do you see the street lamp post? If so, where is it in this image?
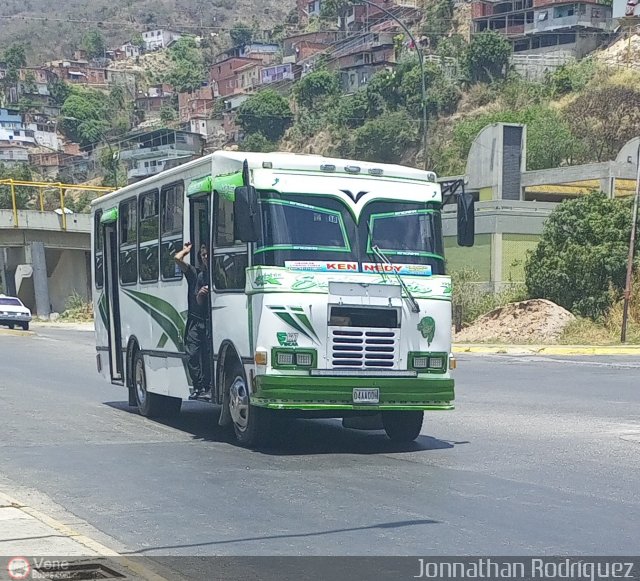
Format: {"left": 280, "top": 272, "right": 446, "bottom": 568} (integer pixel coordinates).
{"left": 351, "top": 0, "right": 428, "bottom": 170}
{"left": 621, "top": 143, "right": 640, "bottom": 343}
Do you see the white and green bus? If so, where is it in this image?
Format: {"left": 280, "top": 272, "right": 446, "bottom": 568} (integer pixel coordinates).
{"left": 91, "top": 151, "right": 474, "bottom": 447}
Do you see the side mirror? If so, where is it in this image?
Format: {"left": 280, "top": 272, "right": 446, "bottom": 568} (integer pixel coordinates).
{"left": 457, "top": 192, "right": 475, "bottom": 247}
{"left": 234, "top": 186, "right": 260, "bottom": 243}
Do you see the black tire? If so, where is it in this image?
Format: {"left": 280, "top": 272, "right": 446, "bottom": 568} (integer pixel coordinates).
{"left": 7, "top": 323, "right": 14, "bottom": 329}
{"left": 382, "top": 411, "right": 424, "bottom": 443}
{"left": 226, "top": 362, "right": 271, "bottom": 447}
{"left": 133, "top": 351, "right": 181, "bottom": 418}
{"left": 21, "top": 322, "right": 29, "bottom": 331}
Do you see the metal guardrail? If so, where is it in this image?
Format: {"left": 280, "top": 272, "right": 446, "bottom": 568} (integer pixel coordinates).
{"left": 0, "top": 179, "right": 113, "bottom": 231}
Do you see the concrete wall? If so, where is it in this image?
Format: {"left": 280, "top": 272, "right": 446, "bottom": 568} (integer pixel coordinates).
{"left": 0, "top": 209, "right": 91, "bottom": 316}
{"left": 442, "top": 200, "right": 555, "bottom": 287}
{"left": 46, "top": 249, "right": 90, "bottom": 313}
{"left": 465, "top": 123, "right": 527, "bottom": 199}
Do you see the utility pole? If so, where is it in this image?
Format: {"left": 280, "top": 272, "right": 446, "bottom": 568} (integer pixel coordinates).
{"left": 351, "top": 0, "right": 428, "bottom": 170}
{"left": 621, "top": 143, "right": 640, "bottom": 342}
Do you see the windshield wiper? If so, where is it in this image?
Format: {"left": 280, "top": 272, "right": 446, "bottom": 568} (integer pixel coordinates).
{"left": 370, "top": 244, "right": 420, "bottom": 314}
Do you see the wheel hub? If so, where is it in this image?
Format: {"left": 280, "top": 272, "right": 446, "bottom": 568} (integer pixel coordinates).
{"left": 135, "top": 360, "right": 146, "bottom": 404}
{"left": 228, "top": 375, "right": 249, "bottom": 432}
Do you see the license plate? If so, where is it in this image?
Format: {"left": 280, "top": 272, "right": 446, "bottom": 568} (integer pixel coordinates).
{"left": 353, "top": 388, "right": 379, "bottom": 404}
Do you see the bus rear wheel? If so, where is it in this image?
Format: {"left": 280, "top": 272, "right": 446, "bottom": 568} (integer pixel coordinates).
{"left": 133, "top": 351, "right": 181, "bottom": 418}
{"left": 227, "top": 364, "right": 271, "bottom": 448}
{"left": 382, "top": 411, "right": 424, "bottom": 443}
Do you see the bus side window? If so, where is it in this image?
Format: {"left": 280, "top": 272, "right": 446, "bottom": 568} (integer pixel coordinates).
{"left": 160, "top": 182, "right": 184, "bottom": 280}
{"left": 119, "top": 198, "right": 138, "bottom": 285}
{"left": 94, "top": 210, "right": 103, "bottom": 289}
{"left": 139, "top": 189, "right": 159, "bottom": 283}
{"left": 213, "top": 191, "right": 247, "bottom": 292}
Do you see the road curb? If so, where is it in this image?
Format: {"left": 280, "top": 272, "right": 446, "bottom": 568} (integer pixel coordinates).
{"left": 453, "top": 344, "right": 640, "bottom": 355}
{"left": 0, "top": 328, "right": 34, "bottom": 337}
{"left": 0, "top": 490, "right": 173, "bottom": 580}
{"left": 0, "top": 490, "right": 117, "bottom": 557}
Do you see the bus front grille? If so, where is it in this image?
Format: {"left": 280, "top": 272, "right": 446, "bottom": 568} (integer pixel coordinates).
{"left": 329, "top": 328, "right": 399, "bottom": 369}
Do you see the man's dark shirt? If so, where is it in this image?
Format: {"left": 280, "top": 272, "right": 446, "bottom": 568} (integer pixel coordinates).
{"left": 185, "top": 264, "right": 209, "bottom": 321}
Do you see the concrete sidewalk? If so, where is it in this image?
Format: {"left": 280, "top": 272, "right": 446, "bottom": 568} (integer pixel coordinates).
{"left": 0, "top": 491, "right": 176, "bottom": 580}
{"left": 453, "top": 343, "right": 640, "bottom": 355}
{"left": 0, "top": 491, "right": 113, "bottom": 557}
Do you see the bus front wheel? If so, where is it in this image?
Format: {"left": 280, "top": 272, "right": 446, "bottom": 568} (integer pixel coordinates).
{"left": 382, "top": 411, "right": 424, "bottom": 443}
{"left": 227, "top": 364, "right": 271, "bottom": 448}
{"left": 133, "top": 351, "right": 181, "bottom": 418}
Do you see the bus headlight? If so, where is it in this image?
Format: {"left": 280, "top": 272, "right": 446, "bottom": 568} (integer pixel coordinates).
{"left": 272, "top": 349, "right": 317, "bottom": 370}
{"left": 428, "top": 357, "right": 444, "bottom": 370}
{"left": 276, "top": 352, "right": 294, "bottom": 366}
{"left": 409, "top": 352, "right": 447, "bottom": 373}
{"left": 412, "top": 356, "right": 429, "bottom": 369}
{"left": 295, "top": 352, "right": 313, "bottom": 367}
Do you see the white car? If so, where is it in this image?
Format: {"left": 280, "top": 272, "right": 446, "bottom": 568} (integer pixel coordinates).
{"left": 0, "top": 294, "right": 32, "bottom": 331}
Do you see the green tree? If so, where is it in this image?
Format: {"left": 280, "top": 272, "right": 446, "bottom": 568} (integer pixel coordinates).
{"left": 564, "top": 82, "right": 640, "bottom": 163}
{"left": 422, "top": 0, "right": 454, "bottom": 50}
{"left": 82, "top": 29, "right": 106, "bottom": 59}
{"left": 0, "top": 164, "right": 33, "bottom": 210}
{"left": 59, "top": 87, "right": 111, "bottom": 147}
{"left": 450, "top": 105, "right": 578, "bottom": 170}
{"left": 353, "top": 109, "right": 417, "bottom": 163}
{"left": 332, "top": 90, "right": 369, "bottom": 128}
{"left": 320, "top": 0, "right": 351, "bottom": 28}
{"left": 22, "top": 71, "right": 37, "bottom": 95}
{"left": 4, "top": 44, "right": 27, "bottom": 70}
{"left": 436, "top": 34, "right": 468, "bottom": 59}
{"left": 525, "top": 192, "right": 637, "bottom": 319}
{"left": 546, "top": 59, "right": 597, "bottom": 97}
{"left": 464, "top": 31, "right": 512, "bottom": 84}
{"left": 242, "top": 132, "right": 277, "bottom": 152}
{"left": 160, "top": 106, "right": 178, "bottom": 124}
{"left": 293, "top": 70, "right": 341, "bottom": 110}
{"left": 230, "top": 23, "right": 253, "bottom": 47}
{"left": 1, "top": 44, "right": 27, "bottom": 101}
{"left": 163, "top": 36, "right": 206, "bottom": 93}
{"left": 131, "top": 33, "right": 145, "bottom": 50}
{"left": 48, "top": 79, "right": 71, "bottom": 106}
{"left": 237, "top": 90, "right": 293, "bottom": 142}
{"left": 366, "top": 68, "right": 401, "bottom": 112}
{"left": 99, "top": 147, "right": 124, "bottom": 188}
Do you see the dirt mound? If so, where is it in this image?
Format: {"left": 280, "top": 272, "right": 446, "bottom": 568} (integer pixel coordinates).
{"left": 455, "top": 299, "right": 575, "bottom": 343}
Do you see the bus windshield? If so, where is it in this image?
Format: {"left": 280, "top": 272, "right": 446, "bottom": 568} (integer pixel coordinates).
{"left": 367, "top": 209, "right": 442, "bottom": 259}
{"left": 254, "top": 193, "right": 444, "bottom": 274}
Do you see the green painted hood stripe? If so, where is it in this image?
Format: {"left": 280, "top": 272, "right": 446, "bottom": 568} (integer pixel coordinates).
{"left": 100, "top": 207, "right": 118, "bottom": 224}
{"left": 187, "top": 176, "right": 213, "bottom": 197}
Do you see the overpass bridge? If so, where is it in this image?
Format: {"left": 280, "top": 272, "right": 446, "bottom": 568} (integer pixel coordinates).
{"left": 0, "top": 180, "right": 112, "bottom": 317}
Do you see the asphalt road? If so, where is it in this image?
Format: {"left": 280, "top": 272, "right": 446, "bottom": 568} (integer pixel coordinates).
{"left": 0, "top": 327, "right": 639, "bottom": 566}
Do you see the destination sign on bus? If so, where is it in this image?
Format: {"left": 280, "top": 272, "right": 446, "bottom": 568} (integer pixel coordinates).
{"left": 284, "top": 261, "right": 432, "bottom": 276}
{"left": 285, "top": 261, "right": 359, "bottom": 272}
{"left": 362, "top": 263, "right": 432, "bottom": 276}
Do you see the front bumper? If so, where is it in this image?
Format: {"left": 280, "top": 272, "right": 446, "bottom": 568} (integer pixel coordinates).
{"left": 252, "top": 374, "right": 454, "bottom": 411}
{"left": 0, "top": 314, "right": 31, "bottom": 324}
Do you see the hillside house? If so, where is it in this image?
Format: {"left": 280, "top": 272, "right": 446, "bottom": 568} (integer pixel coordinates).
{"left": 142, "top": 30, "right": 182, "bottom": 51}
{"left": 210, "top": 57, "right": 263, "bottom": 98}
{"left": 472, "top": 0, "right": 613, "bottom": 58}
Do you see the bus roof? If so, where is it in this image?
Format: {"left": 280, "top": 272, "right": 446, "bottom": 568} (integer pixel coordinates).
{"left": 91, "top": 151, "right": 438, "bottom": 207}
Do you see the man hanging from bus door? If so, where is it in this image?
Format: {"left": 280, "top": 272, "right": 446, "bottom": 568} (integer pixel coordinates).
{"left": 174, "top": 242, "right": 212, "bottom": 400}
